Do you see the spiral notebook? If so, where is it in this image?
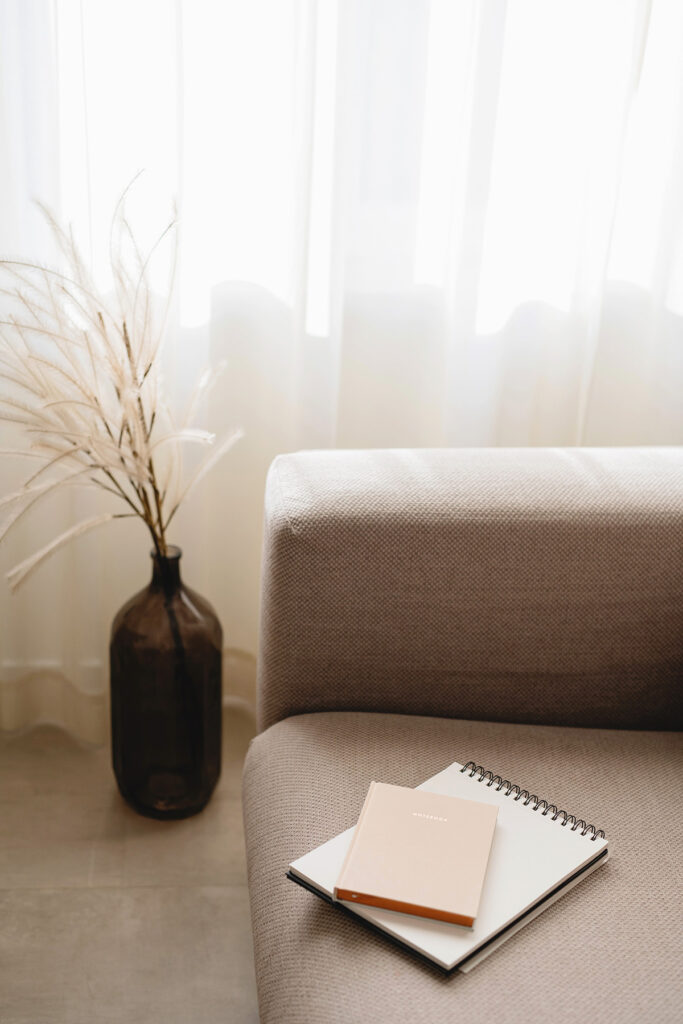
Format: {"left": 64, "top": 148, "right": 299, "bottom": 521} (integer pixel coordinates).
{"left": 288, "top": 760, "right": 609, "bottom": 973}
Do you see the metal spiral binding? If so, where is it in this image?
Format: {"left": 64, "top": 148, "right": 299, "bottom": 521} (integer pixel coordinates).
{"left": 460, "top": 762, "right": 606, "bottom": 841}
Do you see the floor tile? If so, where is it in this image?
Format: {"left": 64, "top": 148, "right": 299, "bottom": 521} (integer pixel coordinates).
{"left": 0, "top": 704, "right": 255, "bottom": 891}
{"left": 0, "top": 702, "right": 260, "bottom": 1024}
{"left": 0, "top": 886, "right": 259, "bottom": 1024}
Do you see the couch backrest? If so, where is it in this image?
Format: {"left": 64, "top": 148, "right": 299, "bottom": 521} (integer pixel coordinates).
{"left": 257, "top": 448, "right": 683, "bottom": 732}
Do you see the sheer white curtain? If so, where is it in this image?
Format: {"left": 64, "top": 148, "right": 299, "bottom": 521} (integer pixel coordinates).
{"left": 1, "top": 0, "right": 682, "bottom": 740}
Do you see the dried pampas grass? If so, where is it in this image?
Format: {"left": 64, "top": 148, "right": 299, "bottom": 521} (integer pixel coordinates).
{"left": 0, "top": 182, "right": 242, "bottom": 590}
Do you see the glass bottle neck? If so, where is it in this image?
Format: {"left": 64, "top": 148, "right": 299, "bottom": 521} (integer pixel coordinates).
{"left": 151, "top": 547, "right": 182, "bottom": 591}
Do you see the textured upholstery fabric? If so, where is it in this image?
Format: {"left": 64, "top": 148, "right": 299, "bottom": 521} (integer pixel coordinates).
{"left": 258, "top": 448, "right": 683, "bottom": 731}
{"left": 243, "top": 711, "right": 683, "bottom": 1024}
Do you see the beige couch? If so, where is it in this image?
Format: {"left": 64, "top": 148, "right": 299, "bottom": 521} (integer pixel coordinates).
{"left": 243, "top": 448, "right": 682, "bottom": 1024}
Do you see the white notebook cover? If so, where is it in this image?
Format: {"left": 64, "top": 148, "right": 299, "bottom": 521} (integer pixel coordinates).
{"left": 288, "top": 761, "right": 609, "bottom": 972}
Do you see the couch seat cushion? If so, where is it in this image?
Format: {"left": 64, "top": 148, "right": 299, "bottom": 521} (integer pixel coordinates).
{"left": 242, "top": 711, "right": 682, "bottom": 1024}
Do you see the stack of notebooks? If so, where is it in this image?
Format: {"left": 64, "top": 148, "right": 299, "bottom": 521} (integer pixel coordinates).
{"left": 288, "top": 760, "right": 609, "bottom": 973}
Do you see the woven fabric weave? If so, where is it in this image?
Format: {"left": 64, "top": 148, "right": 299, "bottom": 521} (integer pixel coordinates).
{"left": 243, "top": 711, "right": 683, "bottom": 1024}
{"left": 257, "top": 448, "right": 683, "bottom": 732}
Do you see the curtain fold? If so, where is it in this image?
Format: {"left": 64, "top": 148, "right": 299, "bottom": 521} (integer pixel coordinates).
{"left": 1, "top": 0, "right": 681, "bottom": 740}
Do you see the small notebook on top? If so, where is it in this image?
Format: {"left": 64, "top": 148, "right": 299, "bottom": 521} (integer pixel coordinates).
{"left": 288, "top": 760, "right": 609, "bottom": 973}
{"left": 335, "top": 782, "right": 498, "bottom": 927}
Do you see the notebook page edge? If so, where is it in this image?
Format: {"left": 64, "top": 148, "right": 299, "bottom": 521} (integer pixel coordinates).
{"left": 457, "top": 848, "right": 610, "bottom": 972}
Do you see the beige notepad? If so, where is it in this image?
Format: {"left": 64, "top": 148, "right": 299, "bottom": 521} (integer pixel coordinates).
{"left": 334, "top": 782, "right": 498, "bottom": 926}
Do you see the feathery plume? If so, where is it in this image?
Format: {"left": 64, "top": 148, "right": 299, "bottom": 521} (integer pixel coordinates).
{"left": 0, "top": 182, "right": 241, "bottom": 588}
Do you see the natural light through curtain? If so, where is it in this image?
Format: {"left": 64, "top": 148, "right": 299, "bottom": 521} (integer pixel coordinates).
{"left": 49, "top": 0, "right": 683, "bottom": 427}
{"left": 12, "top": 0, "right": 683, "bottom": 319}
{"left": 1, "top": 0, "right": 682, "bottom": 740}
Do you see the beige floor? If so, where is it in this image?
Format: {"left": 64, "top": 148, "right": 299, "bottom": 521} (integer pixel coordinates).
{"left": 0, "top": 701, "right": 260, "bottom": 1024}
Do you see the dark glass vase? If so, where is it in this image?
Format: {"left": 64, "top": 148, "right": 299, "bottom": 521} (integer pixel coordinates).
{"left": 110, "top": 547, "right": 222, "bottom": 819}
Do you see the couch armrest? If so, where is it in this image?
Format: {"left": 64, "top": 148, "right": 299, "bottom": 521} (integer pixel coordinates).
{"left": 257, "top": 448, "right": 683, "bottom": 732}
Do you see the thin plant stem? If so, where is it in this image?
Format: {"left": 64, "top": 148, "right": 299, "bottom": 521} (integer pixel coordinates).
{"left": 0, "top": 187, "right": 240, "bottom": 588}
